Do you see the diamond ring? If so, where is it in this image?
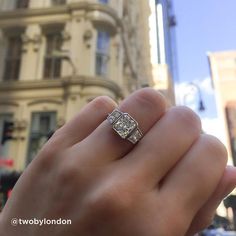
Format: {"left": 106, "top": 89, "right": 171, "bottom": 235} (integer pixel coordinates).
{"left": 107, "top": 109, "right": 143, "bottom": 144}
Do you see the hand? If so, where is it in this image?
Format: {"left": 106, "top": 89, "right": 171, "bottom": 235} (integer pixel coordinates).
{"left": 0, "top": 88, "right": 235, "bottom": 236}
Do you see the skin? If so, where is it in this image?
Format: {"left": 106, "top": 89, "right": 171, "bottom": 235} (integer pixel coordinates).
{"left": 0, "top": 88, "right": 235, "bottom": 236}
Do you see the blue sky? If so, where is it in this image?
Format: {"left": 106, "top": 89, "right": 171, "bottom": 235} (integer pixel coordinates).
{"left": 174, "top": 0, "right": 236, "bottom": 83}
{"left": 148, "top": 0, "right": 236, "bottom": 142}
{"left": 172, "top": 0, "right": 236, "bottom": 141}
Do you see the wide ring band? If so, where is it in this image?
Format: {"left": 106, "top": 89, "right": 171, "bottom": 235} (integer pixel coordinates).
{"left": 107, "top": 109, "right": 143, "bottom": 144}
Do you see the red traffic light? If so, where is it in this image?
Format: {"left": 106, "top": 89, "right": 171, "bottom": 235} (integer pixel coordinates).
{"left": 1, "top": 121, "right": 14, "bottom": 145}
{"left": 0, "top": 159, "right": 14, "bottom": 167}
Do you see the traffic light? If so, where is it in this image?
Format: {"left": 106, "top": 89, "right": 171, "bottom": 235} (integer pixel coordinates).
{"left": 1, "top": 121, "right": 14, "bottom": 145}
{"left": 0, "top": 171, "right": 21, "bottom": 207}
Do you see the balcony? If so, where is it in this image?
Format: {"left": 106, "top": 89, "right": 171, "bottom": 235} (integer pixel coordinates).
{"left": 0, "top": 1, "right": 119, "bottom": 30}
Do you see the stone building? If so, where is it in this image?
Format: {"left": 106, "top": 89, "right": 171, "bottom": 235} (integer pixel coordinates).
{"left": 149, "top": 0, "right": 176, "bottom": 105}
{"left": 0, "top": 0, "right": 153, "bottom": 170}
{"left": 208, "top": 50, "right": 236, "bottom": 165}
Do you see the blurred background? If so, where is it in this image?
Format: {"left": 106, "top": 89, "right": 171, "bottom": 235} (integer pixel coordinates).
{"left": 0, "top": 0, "right": 235, "bottom": 234}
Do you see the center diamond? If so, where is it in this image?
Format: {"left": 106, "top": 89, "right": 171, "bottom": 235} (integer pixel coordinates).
{"left": 113, "top": 113, "right": 137, "bottom": 139}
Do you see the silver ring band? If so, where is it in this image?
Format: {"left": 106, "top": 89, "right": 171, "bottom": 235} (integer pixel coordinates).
{"left": 107, "top": 109, "right": 143, "bottom": 144}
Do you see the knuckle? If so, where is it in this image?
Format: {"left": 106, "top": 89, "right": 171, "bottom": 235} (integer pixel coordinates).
{"left": 40, "top": 139, "right": 59, "bottom": 158}
{"left": 50, "top": 127, "right": 61, "bottom": 139}
{"left": 200, "top": 134, "right": 228, "bottom": 164}
{"left": 40, "top": 128, "right": 63, "bottom": 156}
{"left": 57, "top": 159, "right": 80, "bottom": 186}
{"left": 87, "top": 185, "right": 132, "bottom": 217}
{"left": 170, "top": 106, "right": 201, "bottom": 133}
{"left": 37, "top": 142, "right": 61, "bottom": 168}
{"left": 135, "top": 88, "right": 167, "bottom": 112}
{"left": 35, "top": 145, "right": 58, "bottom": 172}
{"left": 92, "top": 96, "right": 117, "bottom": 113}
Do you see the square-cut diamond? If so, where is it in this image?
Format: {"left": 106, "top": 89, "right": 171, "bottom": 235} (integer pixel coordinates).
{"left": 107, "top": 109, "right": 122, "bottom": 124}
{"left": 113, "top": 113, "right": 137, "bottom": 139}
{"left": 127, "top": 129, "right": 143, "bottom": 144}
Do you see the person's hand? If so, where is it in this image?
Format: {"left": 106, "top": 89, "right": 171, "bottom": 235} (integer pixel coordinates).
{"left": 0, "top": 88, "right": 235, "bottom": 236}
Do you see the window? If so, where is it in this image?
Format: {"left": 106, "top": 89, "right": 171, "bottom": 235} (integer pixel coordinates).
{"left": 3, "top": 35, "right": 22, "bottom": 81}
{"left": 51, "top": 0, "right": 66, "bottom": 6}
{"left": 0, "top": 114, "right": 13, "bottom": 158}
{"left": 96, "top": 31, "right": 110, "bottom": 76}
{"left": 99, "top": 0, "right": 109, "bottom": 4}
{"left": 27, "top": 112, "right": 56, "bottom": 164}
{"left": 15, "top": 0, "right": 29, "bottom": 9}
{"left": 44, "top": 32, "right": 63, "bottom": 79}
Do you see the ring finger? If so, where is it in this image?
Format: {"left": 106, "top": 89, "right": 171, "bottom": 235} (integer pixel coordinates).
{"left": 70, "top": 88, "right": 166, "bottom": 165}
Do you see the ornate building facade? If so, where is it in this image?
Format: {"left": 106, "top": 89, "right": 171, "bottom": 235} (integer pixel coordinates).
{"left": 0, "top": 0, "right": 153, "bottom": 171}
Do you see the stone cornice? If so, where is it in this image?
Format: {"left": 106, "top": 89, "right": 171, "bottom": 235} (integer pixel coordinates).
{"left": 0, "top": 2, "right": 120, "bottom": 28}
{"left": 0, "top": 101, "right": 19, "bottom": 107}
{"left": 27, "top": 99, "right": 63, "bottom": 106}
{"left": 0, "top": 76, "right": 123, "bottom": 98}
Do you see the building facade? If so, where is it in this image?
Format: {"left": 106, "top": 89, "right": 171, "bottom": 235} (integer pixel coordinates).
{"left": 0, "top": 0, "right": 153, "bottom": 171}
{"left": 208, "top": 51, "right": 236, "bottom": 165}
{"left": 149, "top": 0, "right": 176, "bottom": 105}
{"left": 155, "top": 0, "right": 176, "bottom": 71}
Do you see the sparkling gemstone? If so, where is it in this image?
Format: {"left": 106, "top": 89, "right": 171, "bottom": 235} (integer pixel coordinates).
{"left": 113, "top": 113, "right": 137, "bottom": 138}
{"left": 108, "top": 116, "right": 115, "bottom": 124}
{"left": 107, "top": 109, "right": 122, "bottom": 124}
{"left": 127, "top": 129, "right": 143, "bottom": 144}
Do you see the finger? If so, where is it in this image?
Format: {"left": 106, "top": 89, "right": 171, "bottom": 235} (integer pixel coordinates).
{"left": 161, "top": 134, "right": 227, "bottom": 219}
{"left": 71, "top": 88, "right": 166, "bottom": 164}
{"left": 186, "top": 166, "right": 236, "bottom": 236}
{"left": 117, "top": 106, "right": 201, "bottom": 188}
{"left": 45, "top": 96, "right": 117, "bottom": 150}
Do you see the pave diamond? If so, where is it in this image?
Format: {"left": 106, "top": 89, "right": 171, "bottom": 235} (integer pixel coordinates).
{"left": 107, "top": 109, "right": 122, "bottom": 124}
{"left": 113, "top": 113, "right": 137, "bottom": 139}
{"left": 127, "top": 128, "right": 143, "bottom": 144}
{"left": 107, "top": 109, "right": 143, "bottom": 144}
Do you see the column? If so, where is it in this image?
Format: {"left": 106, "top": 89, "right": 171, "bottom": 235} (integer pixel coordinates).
{"left": 19, "top": 25, "right": 42, "bottom": 81}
